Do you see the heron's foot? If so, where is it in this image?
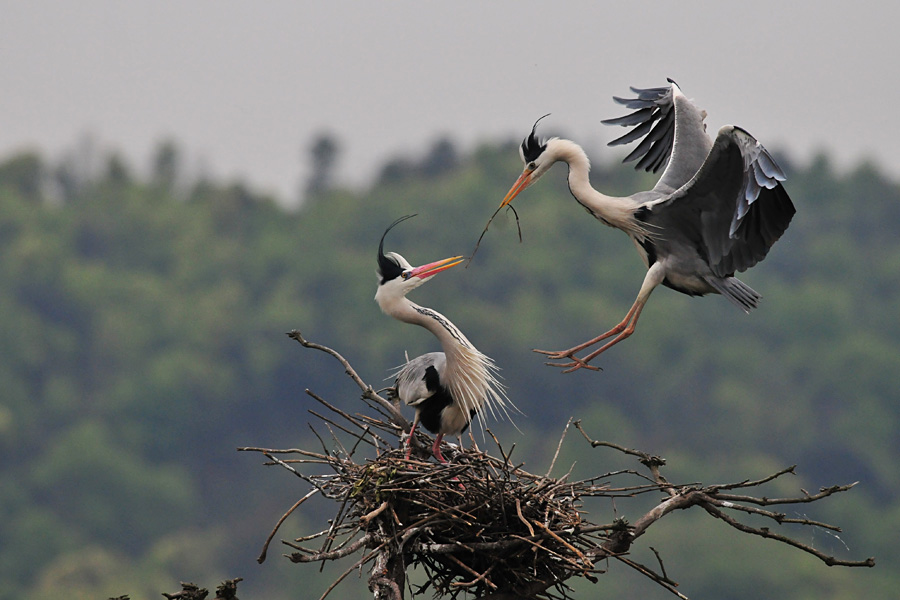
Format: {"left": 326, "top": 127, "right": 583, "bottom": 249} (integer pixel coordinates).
{"left": 556, "top": 359, "right": 602, "bottom": 374}
{"left": 533, "top": 348, "right": 569, "bottom": 360}
{"left": 533, "top": 348, "right": 602, "bottom": 374}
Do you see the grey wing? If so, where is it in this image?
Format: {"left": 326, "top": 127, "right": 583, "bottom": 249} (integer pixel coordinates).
{"left": 602, "top": 80, "right": 712, "bottom": 194}
{"left": 395, "top": 352, "right": 445, "bottom": 407}
{"left": 601, "top": 83, "right": 674, "bottom": 173}
{"left": 661, "top": 125, "right": 795, "bottom": 277}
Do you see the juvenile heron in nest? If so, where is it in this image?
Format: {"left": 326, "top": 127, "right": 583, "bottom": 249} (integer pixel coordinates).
{"left": 500, "top": 79, "right": 795, "bottom": 373}
{"left": 375, "top": 215, "right": 511, "bottom": 462}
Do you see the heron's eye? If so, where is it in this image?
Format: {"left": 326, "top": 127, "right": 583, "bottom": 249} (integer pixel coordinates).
{"left": 527, "top": 161, "right": 536, "bottom": 171}
{"left": 401, "top": 271, "right": 411, "bottom": 280}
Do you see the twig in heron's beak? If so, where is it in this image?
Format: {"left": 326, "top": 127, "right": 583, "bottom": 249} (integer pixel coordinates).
{"left": 466, "top": 205, "right": 523, "bottom": 268}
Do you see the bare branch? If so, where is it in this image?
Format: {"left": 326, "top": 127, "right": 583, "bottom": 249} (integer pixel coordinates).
{"left": 697, "top": 494, "right": 875, "bottom": 568}
{"left": 257, "top": 488, "right": 319, "bottom": 563}
{"left": 288, "top": 533, "right": 373, "bottom": 563}
{"left": 709, "top": 465, "right": 797, "bottom": 490}
{"left": 714, "top": 482, "right": 860, "bottom": 506}
{"left": 287, "top": 330, "right": 409, "bottom": 429}
{"left": 614, "top": 555, "right": 689, "bottom": 599}
{"left": 545, "top": 417, "right": 573, "bottom": 478}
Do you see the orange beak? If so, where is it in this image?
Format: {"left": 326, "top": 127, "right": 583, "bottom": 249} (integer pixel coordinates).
{"left": 500, "top": 169, "right": 534, "bottom": 208}
{"left": 408, "top": 255, "right": 464, "bottom": 279}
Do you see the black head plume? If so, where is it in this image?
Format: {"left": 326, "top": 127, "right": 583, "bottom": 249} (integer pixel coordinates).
{"left": 378, "top": 214, "right": 416, "bottom": 284}
{"left": 522, "top": 114, "right": 550, "bottom": 164}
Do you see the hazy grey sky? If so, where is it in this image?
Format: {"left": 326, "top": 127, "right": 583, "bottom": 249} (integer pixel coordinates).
{"left": 2, "top": 1, "right": 897, "bottom": 202}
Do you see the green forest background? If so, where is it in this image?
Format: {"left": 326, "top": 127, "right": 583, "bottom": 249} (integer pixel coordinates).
{"left": 0, "top": 133, "right": 897, "bottom": 600}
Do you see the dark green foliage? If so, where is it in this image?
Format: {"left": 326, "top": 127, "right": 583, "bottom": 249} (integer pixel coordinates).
{"left": 0, "top": 141, "right": 896, "bottom": 599}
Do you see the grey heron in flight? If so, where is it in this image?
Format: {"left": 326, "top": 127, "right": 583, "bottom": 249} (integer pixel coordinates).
{"left": 375, "top": 215, "right": 511, "bottom": 463}
{"left": 500, "top": 79, "right": 796, "bottom": 373}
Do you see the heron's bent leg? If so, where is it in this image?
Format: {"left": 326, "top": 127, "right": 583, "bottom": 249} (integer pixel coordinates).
{"left": 534, "top": 299, "right": 641, "bottom": 359}
{"left": 431, "top": 433, "right": 447, "bottom": 463}
{"left": 538, "top": 263, "right": 665, "bottom": 372}
{"left": 404, "top": 414, "right": 421, "bottom": 460}
{"left": 561, "top": 297, "right": 650, "bottom": 372}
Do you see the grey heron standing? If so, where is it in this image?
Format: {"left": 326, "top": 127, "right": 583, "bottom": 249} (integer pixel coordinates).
{"left": 500, "top": 79, "right": 795, "bottom": 373}
{"left": 375, "top": 215, "right": 511, "bottom": 462}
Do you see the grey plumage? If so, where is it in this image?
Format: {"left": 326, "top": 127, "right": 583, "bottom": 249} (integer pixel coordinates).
{"left": 500, "top": 80, "right": 796, "bottom": 372}
{"left": 394, "top": 352, "right": 446, "bottom": 410}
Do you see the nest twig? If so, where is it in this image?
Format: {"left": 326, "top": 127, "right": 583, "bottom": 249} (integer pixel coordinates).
{"left": 238, "top": 331, "right": 874, "bottom": 600}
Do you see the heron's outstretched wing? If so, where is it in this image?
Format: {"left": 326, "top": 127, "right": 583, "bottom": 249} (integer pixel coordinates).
{"left": 602, "top": 80, "right": 713, "bottom": 194}
{"left": 602, "top": 83, "right": 673, "bottom": 173}
{"left": 662, "top": 126, "right": 795, "bottom": 277}
{"left": 394, "top": 352, "right": 446, "bottom": 406}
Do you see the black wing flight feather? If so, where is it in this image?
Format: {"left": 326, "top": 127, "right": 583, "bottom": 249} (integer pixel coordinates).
{"left": 601, "top": 84, "right": 675, "bottom": 173}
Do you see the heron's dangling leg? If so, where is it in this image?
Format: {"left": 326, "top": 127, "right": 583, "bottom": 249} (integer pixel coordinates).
{"left": 534, "top": 300, "right": 639, "bottom": 363}
{"left": 560, "top": 297, "right": 649, "bottom": 372}
{"left": 536, "top": 263, "right": 664, "bottom": 373}
{"left": 404, "top": 413, "right": 421, "bottom": 460}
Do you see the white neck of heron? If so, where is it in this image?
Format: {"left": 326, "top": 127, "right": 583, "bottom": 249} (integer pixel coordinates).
{"left": 549, "top": 138, "right": 643, "bottom": 237}
{"left": 383, "top": 297, "right": 474, "bottom": 361}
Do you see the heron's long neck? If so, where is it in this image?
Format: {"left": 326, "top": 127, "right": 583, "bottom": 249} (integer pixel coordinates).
{"left": 383, "top": 295, "right": 512, "bottom": 426}
{"left": 551, "top": 139, "right": 644, "bottom": 237}
{"left": 389, "top": 298, "right": 473, "bottom": 361}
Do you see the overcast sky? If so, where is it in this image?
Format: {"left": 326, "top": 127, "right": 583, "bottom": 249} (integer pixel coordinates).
{"left": 2, "top": 1, "right": 897, "bottom": 203}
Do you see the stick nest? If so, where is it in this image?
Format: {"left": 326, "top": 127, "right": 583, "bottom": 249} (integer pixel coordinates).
{"left": 345, "top": 444, "right": 609, "bottom": 598}
{"left": 245, "top": 405, "right": 627, "bottom": 599}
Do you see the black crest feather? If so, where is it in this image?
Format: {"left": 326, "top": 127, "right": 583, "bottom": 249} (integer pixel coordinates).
{"left": 378, "top": 214, "right": 416, "bottom": 283}
{"left": 522, "top": 114, "right": 550, "bottom": 163}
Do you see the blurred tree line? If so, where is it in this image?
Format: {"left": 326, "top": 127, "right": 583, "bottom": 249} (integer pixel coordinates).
{"left": 0, "top": 135, "right": 896, "bottom": 600}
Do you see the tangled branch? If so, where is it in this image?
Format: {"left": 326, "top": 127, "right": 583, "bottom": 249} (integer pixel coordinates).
{"left": 240, "top": 331, "right": 874, "bottom": 600}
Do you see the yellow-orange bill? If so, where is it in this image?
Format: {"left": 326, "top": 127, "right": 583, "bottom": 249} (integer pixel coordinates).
{"left": 409, "top": 256, "right": 464, "bottom": 279}
{"left": 500, "top": 170, "right": 533, "bottom": 207}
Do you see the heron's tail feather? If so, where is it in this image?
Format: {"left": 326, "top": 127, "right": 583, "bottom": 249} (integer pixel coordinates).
{"left": 705, "top": 276, "right": 760, "bottom": 313}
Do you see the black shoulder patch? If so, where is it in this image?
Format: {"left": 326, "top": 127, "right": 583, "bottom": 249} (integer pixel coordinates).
{"left": 417, "top": 387, "right": 453, "bottom": 434}
{"left": 422, "top": 364, "right": 441, "bottom": 393}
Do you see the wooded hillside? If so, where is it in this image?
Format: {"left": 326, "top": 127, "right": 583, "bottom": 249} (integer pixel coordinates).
{"left": 0, "top": 139, "right": 895, "bottom": 599}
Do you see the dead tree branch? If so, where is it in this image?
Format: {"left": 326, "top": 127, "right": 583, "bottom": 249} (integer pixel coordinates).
{"left": 287, "top": 329, "right": 409, "bottom": 430}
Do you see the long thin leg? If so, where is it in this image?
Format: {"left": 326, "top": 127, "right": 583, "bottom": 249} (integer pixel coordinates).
{"left": 536, "top": 264, "right": 665, "bottom": 373}
{"left": 563, "top": 296, "right": 649, "bottom": 371}
{"left": 404, "top": 413, "right": 421, "bottom": 460}
{"left": 431, "top": 433, "right": 447, "bottom": 463}
{"left": 535, "top": 298, "right": 642, "bottom": 359}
